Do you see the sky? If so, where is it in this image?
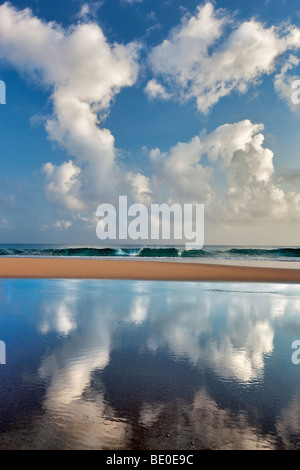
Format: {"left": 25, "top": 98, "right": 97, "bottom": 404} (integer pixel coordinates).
{"left": 1, "top": 0, "right": 300, "bottom": 245}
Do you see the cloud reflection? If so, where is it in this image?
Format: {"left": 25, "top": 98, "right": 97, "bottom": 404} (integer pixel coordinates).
{"left": 1, "top": 279, "right": 300, "bottom": 449}
{"left": 34, "top": 281, "right": 300, "bottom": 448}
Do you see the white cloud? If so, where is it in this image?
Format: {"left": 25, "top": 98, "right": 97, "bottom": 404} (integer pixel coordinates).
{"left": 78, "top": 3, "right": 91, "bottom": 19}
{"left": 148, "top": 136, "right": 214, "bottom": 204}
{"left": 126, "top": 172, "right": 153, "bottom": 205}
{"left": 145, "top": 79, "right": 172, "bottom": 100}
{"left": 204, "top": 120, "right": 274, "bottom": 183}
{"left": 201, "top": 120, "right": 293, "bottom": 222}
{"left": 274, "top": 54, "right": 300, "bottom": 111}
{"left": 144, "top": 119, "right": 300, "bottom": 235}
{"left": 76, "top": 2, "right": 103, "bottom": 20}
{"left": 2, "top": 2, "right": 300, "bottom": 243}
{"left": 54, "top": 219, "right": 72, "bottom": 230}
{"left": 42, "top": 161, "right": 85, "bottom": 211}
{"left": 148, "top": 2, "right": 300, "bottom": 113}
{"left": 0, "top": 2, "right": 140, "bottom": 211}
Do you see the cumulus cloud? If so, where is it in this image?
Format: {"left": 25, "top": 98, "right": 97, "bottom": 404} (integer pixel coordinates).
{"left": 202, "top": 120, "right": 300, "bottom": 222}
{"left": 2, "top": 2, "right": 300, "bottom": 243}
{"left": 274, "top": 54, "right": 300, "bottom": 111}
{"left": 144, "top": 119, "right": 300, "bottom": 231}
{"left": 145, "top": 79, "right": 172, "bottom": 100}
{"left": 126, "top": 172, "right": 153, "bottom": 205}
{"left": 148, "top": 136, "right": 214, "bottom": 204}
{"left": 76, "top": 2, "right": 102, "bottom": 20}
{"left": 42, "top": 161, "right": 85, "bottom": 211}
{"left": 0, "top": 1, "right": 140, "bottom": 212}
{"left": 78, "top": 3, "right": 90, "bottom": 19}
{"left": 148, "top": 2, "right": 300, "bottom": 113}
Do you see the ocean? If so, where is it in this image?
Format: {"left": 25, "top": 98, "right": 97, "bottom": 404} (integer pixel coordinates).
{"left": 1, "top": 244, "right": 300, "bottom": 261}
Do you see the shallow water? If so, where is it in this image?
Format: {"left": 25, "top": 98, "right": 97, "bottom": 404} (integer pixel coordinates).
{"left": 0, "top": 279, "right": 300, "bottom": 450}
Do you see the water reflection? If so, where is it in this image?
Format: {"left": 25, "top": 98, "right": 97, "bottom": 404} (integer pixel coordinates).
{"left": 0, "top": 279, "right": 299, "bottom": 449}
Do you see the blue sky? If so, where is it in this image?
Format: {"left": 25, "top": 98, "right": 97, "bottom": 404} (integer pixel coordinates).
{"left": 1, "top": 0, "right": 300, "bottom": 245}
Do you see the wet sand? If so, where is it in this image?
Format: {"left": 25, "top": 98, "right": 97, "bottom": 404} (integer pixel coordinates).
{"left": 0, "top": 257, "right": 300, "bottom": 283}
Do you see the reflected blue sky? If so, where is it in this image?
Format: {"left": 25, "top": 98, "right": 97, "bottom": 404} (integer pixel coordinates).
{"left": 0, "top": 279, "right": 300, "bottom": 449}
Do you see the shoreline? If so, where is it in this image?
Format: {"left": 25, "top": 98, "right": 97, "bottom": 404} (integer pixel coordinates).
{"left": 0, "top": 257, "right": 300, "bottom": 283}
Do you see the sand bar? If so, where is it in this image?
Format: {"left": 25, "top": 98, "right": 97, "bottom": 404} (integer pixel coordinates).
{"left": 0, "top": 257, "right": 300, "bottom": 283}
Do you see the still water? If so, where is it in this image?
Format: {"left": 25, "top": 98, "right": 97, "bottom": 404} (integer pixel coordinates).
{"left": 0, "top": 279, "right": 299, "bottom": 450}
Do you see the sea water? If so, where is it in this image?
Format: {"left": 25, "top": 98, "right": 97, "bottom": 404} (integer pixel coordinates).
{"left": 2, "top": 244, "right": 300, "bottom": 261}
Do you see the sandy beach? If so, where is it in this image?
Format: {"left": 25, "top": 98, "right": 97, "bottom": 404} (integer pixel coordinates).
{"left": 0, "top": 257, "right": 300, "bottom": 283}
